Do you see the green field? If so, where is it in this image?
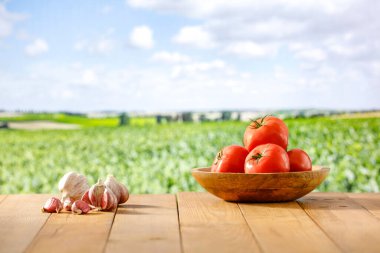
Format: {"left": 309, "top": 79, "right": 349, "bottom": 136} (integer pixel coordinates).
{"left": 0, "top": 113, "right": 155, "bottom": 127}
{"left": 0, "top": 117, "right": 379, "bottom": 194}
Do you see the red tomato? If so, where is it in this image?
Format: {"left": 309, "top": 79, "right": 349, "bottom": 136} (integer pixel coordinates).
{"left": 243, "top": 116, "right": 289, "bottom": 152}
{"left": 245, "top": 143, "right": 290, "bottom": 173}
{"left": 287, "top": 149, "right": 312, "bottom": 172}
{"left": 211, "top": 145, "right": 249, "bottom": 173}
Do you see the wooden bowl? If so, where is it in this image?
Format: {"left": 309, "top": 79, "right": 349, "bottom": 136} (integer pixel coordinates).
{"left": 192, "top": 166, "right": 329, "bottom": 202}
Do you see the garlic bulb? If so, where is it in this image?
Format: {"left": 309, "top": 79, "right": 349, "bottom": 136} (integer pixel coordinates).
{"left": 82, "top": 179, "right": 118, "bottom": 211}
{"left": 58, "top": 172, "right": 89, "bottom": 203}
{"left": 104, "top": 175, "right": 129, "bottom": 204}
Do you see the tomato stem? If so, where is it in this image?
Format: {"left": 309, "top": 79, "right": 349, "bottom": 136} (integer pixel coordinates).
{"left": 213, "top": 150, "right": 223, "bottom": 165}
{"left": 249, "top": 145, "right": 270, "bottom": 163}
{"left": 249, "top": 115, "right": 269, "bottom": 129}
{"left": 250, "top": 152, "right": 264, "bottom": 161}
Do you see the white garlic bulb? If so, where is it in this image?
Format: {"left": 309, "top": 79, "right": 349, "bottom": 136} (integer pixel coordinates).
{"left": 104, "top": 175, "right": 129, "bottom": 204}
{"left": 58, "top": 172, "right": 89, "bottom": 202}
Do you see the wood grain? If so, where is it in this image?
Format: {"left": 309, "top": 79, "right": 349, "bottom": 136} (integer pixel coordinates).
{"left": 26, "top": 206, "right": 116, "bottom": 253}
{"left": 298, "top": 192, "right": 380, "bottom": 253}
{"left": 105, "top": 194, "right": 181, "bottom": 253}
{"left": 0, "top": 194, "right": 51, "bottom": 253}
{"left": 348, "top": 193, "right": 380, "bottom": 219}
{"left": 192, "top": 166, "right": 329, "bottom": 202}
{"left": 239, "top": 201, "right": 341, "bottom": 253}
{"left": 178, "top": 192, "right": 261, "bottom": 253}
{"left": 0, "top": 195, "right": 7, "bottom": 204}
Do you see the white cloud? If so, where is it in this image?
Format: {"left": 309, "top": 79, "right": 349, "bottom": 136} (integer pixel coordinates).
{"left": 81, "top": 69, "right": 98, "bottom": 85}
{"left": 2, "top": 57, "right": 380, "bottom": 111}
{"left": 129, "top": 0, "right": 380, "bottom": 65}
{"left": 2, "top": 0, "right": 380, "bottom": 111}
{"left": 171, "top": 59, "right": 226, "bottom": 78}
{"left": 74, "top": 38, "right": 115, "bottom": 54}
{"left": 173, "top": 26, "right": 215, "bottom": 49}
{"left": 224, "top": 41, "right": 277, "bottom": 58}
{"left": 25, "top": 38, "right": 49, "bottom": 56}
{"left": 0, "top": 4, "right": 27, "bottom": 39}
{"left": 129, "top": 25, "right": 154, "bottom": 49}
{"left": 151, "top": 51, "right": 191, "bottom": 64}
{"left": 295, "top": 48, "right": 327, "bottom": 62}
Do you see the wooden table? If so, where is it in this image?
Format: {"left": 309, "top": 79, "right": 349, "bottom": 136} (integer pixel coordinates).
{"left": 0, "top": 192, "right": 380, "bottom": 253}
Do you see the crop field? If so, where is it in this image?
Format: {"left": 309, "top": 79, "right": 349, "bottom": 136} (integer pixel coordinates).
{"left": 0, "top": 117, "right": 379, "bottom": 194}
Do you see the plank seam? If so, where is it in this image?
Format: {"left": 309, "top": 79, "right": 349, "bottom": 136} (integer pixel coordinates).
{"left": 237, "top": 203, "right": 264, "bottom": 253}
{"left": 345, "top": 193, "right": 380, "bottom": 220}
{"left": 176, "top": 193, "right": 185, "bottom": 253}
{"left": 295, "top": 200, "right": 344, "bottom": 253}
{"left": 0, "top": 195, "right": 8, "bottom": 205}
{"left": 23, "top": 213, "right": 52, "bottom": 252}
{"left": 102, "top": 205, "right": 118, "bottom": 253}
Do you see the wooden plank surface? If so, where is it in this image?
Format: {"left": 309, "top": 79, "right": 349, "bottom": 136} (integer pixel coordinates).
{"left": 26, "top": 206, "right": 116, "bottom": 253}
{"left": 177, "top": 192, "right": 261, "bottom": 253}
{"left": 298, "top": 192, "right": 380, "bottom": 253}
{"left": 239, "top": 201, "right": 341, "bottom": 253}
{"left": 0, "top": 195, "right": 7, "bottom": 204}
{"left": 2, "top": 193, "right": 380, "bottom": 253}
{"left": 348, "top": 193, "right": 380, "bottom": 219}
{"left": 105, "top": 194, "right": 181, "bottom": 253}
{"left": 0, "top": 194, "right": 51, "bottom": 253}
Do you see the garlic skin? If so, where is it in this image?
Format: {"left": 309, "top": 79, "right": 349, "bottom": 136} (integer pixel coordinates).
{"left": 104, "top": 175, "right": 129, "bottom": 204}
{"left": 63, "top": 198, "right": 73, "bottom": 211}
{"left": 72, "top": 200, "right": 91, "bottom": 214}
{"left": 58, "top": 172, "right": 89, "bottom": 203}
{"left": 82, "top": 179, "right": 118, "bottom": 211}
{"left": 42, "top": 197, "right": 63, "bottom": 213}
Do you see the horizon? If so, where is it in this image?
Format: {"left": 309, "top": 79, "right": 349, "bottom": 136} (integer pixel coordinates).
{"left": 1, "top": 107, "right": 379, "bottom": 115}
{"left": 1, "top": 0, "right": 379, "bottom": 111}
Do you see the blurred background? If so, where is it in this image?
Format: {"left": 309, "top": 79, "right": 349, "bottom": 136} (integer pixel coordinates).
{"left": 0, "top": 0, "right": 379, "bottom": 194}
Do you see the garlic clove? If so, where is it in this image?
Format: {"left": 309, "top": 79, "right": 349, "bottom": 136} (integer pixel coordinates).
{"left": 88, "top": 179, "right": 106, "bottom": 208}
{"left": 101, "top": 188, "right": 118, "bottom": 211}
{"left": 104, "top": 175, "right": 121, "bottom": 203}
{"left": 81, "top": 190, "right": 91, "bottom": 204}
{"left": 63, "top": 199, "right": 73, "bottom": 211}
{"left": 119, "top": 184, "right": 129, "bottom": 204}
{"left": 72, "top": 200, "right": 91, "bottom": 215}
{"left": 42, "top": 197, "right": 63, "bottom": 213}
{"left": 59, "top": 172, "right": 89, "bottom": 203}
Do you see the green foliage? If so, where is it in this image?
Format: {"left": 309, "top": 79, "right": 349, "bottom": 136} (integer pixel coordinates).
{"left": 0, "top": 118, "right": 379, "bottom": 194}
{"left": 0, "top": 113, "right": 158, "bottom": 127}
{"left": 0, "top": 113, "right": 119, "bottom": 127}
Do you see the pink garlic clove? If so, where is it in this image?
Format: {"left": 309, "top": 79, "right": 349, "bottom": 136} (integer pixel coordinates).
{"left": 88, "top": 179, "right": 106, "bottom": 208}
{"left": 101, "top": 188, "right": 118, "bottom": 211}
{"left": 81, "top": 190, "right": 91, "bottom": 204}
{"left": 42, "top": 197, "right": 63, "bottom": 213}
{"left": 72, "top": 200, "right": 91, "bottom": 215}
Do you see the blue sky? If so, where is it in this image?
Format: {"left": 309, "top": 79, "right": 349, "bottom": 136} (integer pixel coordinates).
{"left": 0, "top": 0, "right": 379, "bottom": 112}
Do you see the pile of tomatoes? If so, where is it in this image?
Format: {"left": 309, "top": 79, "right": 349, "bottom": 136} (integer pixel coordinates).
{"left": 211, "top": 116, "right": 312, "bottom": 173}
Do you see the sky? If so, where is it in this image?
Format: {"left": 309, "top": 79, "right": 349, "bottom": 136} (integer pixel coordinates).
{"left": 0, "top": 0, "right": 379, "bottom": 112}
